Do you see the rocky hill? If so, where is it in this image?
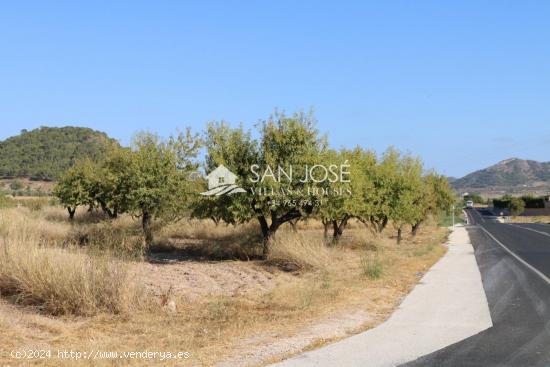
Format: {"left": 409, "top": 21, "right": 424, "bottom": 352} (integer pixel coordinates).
{"left": 452, "top": 158, "right": 550, "bottom": 192}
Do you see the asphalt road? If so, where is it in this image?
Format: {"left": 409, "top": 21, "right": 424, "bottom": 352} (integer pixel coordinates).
{"left": 401, "top": 209, "right": 550, "bottom": 367}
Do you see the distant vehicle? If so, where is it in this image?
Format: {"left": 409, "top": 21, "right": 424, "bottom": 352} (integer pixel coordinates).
{"left": 465, "top": 200, "right": 474, "bottom": 208}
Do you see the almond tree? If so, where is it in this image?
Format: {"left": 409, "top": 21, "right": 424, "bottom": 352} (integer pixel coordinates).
{"left": 389, "top": 154, "right": 424, "bottom": 243}
{"left": 126, "top": 130, "right": 200, "bottom": 247}
{"left": 202, "top": 111, "right": 325, "bottom": 257}
{"left": 410, "top": 172, "right": 454, "bottom": 236}
{"left": 361, "top": 148, "right": 400, "bottom": 235}
{"left": 317, "top": 147, "right": 375, "bottom": 243}
{"left": 54, "top": 162, "right": 93, "bottom": 220}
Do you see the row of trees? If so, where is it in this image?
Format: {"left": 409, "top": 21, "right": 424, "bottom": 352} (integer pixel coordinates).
{"left": 54, "top": 130, "right": 201, "bottom": 246}
{"left": 55, "top": 111, "right": 455, "bottom": 256}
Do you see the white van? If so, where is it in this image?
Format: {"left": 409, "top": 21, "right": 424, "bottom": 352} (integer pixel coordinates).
{"left": 465, "top": 200, "right": 474, "bottom": 208}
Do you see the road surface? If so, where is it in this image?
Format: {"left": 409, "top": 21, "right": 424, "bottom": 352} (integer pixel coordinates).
{"left": 402, "top": 209, "right": 550, "bottom": 367}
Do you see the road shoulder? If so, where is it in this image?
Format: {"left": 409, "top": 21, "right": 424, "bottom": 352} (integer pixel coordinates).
{"left": 271, "top": 225, "right": 493, "bottom": 367}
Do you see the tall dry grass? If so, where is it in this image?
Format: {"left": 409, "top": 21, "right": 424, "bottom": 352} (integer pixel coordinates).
{"left": 267, "top": 231, "right": 334, "bottom": 272}
{"left": 0, "top": 208, "right": 145, "bottom": 315}
{"left": 158, "top": 219, "right": 263, "bottom": 259}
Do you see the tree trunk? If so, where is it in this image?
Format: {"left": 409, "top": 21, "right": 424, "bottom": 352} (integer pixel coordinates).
{"left": 257, "top": 210, "right": 302, "bottom": 258}
{"left": 142, "top": 211, "right": 154, "bottom": 248}
{"left": 411, "top": 221, "right": 422, "bottom": 236}
{"left": 397, "top": 226, "right": 403, "bottom": 244}
{"left": 67, "top": 207, "right": 76, "bottom": 221}
{"left": 258, "top": 216, "right": 271, "bottom": 258}
{"left": 370, "top": 216, "right": 388, "bottom": 234}
{"left": 99, "top": 201, "right": 117, "bottom": 219}
{"left": 331, "top": 217, "right": 348, "bottom": 244}
{"left": 289, "top": 218, "right": 298, "bottom": 232}
{"left": 380, "top": 217, "right": 388, "bottom": 233}
{"left": 322, "top": 219, "right": 330, "bottom": 240}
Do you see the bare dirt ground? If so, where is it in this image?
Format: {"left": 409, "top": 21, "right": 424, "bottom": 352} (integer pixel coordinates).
{"left": 133, "top": 258, "right": 291, "bottom": 301}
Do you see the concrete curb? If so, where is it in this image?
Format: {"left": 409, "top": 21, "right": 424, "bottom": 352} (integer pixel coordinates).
{"left": 271, "top": 225, "right": 493, "bottom": 367}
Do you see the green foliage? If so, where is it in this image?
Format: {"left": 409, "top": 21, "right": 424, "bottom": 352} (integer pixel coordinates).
{"left": 316, "top": 147, "right": 376, "bottom": 243}
{"left": 53, "top": 162, "right": 93, "bottom": 219}
{"left": 0, "top": 192, "right": 15, "bottom": 209}
{"left": 493, "top": 195, "right": 527, "bottom": 216}
{"left": 509, "top": 197, "right": 526, "bottom": 216}
{"left": 202, "top": 111, "right": 326, "bottom": 256}
{"left": 388, "top": 152, "right": 425, "bottom": 240}
{"left": 360, "top": 254, "right": 383, "bottom": 279}
{"left": 193, "top": 121, "right": 259, "bottom": 225}
{"left": 49, "top": 111, "right": 456, "bottom": 254}
{"left": 492, "top": 195, "right": 512, "bottom": 209}
{"left": 0, "top": 126, "right": 118, "bottom": 180}
{"left": 463, "top": 193, "right": 485, "bottom": 204}
{"left": 127, "top": 130, "right": 201, "bottom": 220}
{"left": 54, "top": 130, "right": 201, "bottom": 246}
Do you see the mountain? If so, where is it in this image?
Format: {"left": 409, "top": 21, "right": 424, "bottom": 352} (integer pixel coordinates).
{"left": 452, "top": 158, "right": 550, "bottom": 191}
{"left": 0, "top": 126, "right": 118, "bottom": 180}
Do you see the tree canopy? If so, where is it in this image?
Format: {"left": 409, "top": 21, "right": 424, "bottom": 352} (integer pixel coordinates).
{"left": 52, "top": 110, "right": 456, "bottom": 254}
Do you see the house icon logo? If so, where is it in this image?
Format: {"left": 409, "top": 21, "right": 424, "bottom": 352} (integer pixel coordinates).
{"left": 200, "top": 165, "right": 247, "bottom": 196}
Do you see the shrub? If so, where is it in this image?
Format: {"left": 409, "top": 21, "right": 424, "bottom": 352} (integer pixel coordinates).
{"left": 9, "top": 179, "right": 24, "bottom": 191}
{"left": 360, "top": 254, "right": 383, "bottom": 279}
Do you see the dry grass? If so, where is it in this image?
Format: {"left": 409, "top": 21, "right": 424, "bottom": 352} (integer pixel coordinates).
{"left": 509, "top": 215, "right": 550, "bottom": 224}
{"left": 0, "top": 209, "right": 146, "bottom": 316}
{"left": 267, "top": 231, "right": 333, "bottom": 272}
{"left": 158, "top": 220, "right": 263, "bottom": 260}
{"left": 0, "top": 206, "right": 449, "bottom": 366}
{"left": 67, "top": 216, "right": 145, "bottom": 258}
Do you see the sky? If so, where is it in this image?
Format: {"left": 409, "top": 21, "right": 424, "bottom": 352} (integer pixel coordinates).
{"left": 1, "top": 1, "right": 549, "bottom": 177}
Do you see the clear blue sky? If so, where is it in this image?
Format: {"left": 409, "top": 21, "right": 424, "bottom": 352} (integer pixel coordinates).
{"left": 1, "top": 1, "right": 549, "bottom": 177}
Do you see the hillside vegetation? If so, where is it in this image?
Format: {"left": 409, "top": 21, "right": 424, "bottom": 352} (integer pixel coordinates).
{"left": 0, "top": 126, "right": 118, "bottom": 180}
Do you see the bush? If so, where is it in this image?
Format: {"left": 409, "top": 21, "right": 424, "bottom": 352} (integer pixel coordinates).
{"left": 9, "top": 179, "right": 24, "bottom": 191}
{"left": 509, "top": 197, "right": 525, "bottom": 216}
{"left": 360, "top": 254, "right": 383, "bottom": 279}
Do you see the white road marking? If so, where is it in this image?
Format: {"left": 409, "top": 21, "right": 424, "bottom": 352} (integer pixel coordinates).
{"left": 478, "top": 226, "right": 550, "bottom": 285}
{"left": 506, "top": 224, "right": 550, "bottom": 237}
